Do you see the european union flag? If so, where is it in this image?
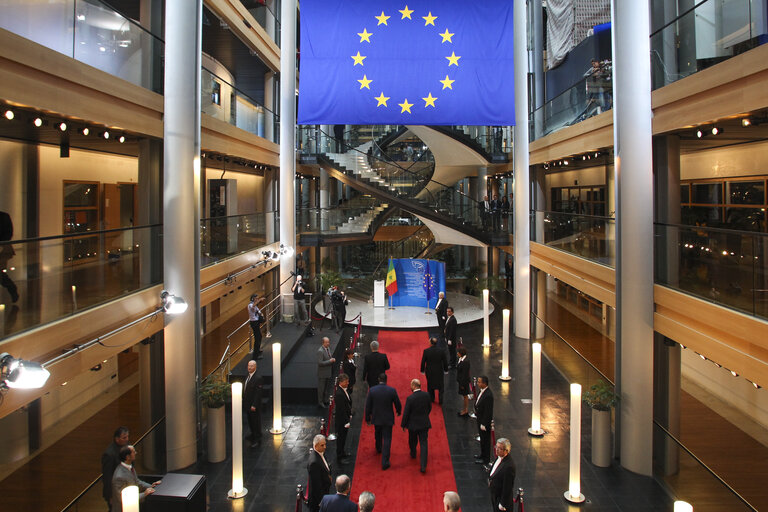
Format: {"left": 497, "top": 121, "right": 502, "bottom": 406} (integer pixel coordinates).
{"left": 297, "top": 0, "right": 515, "bottom": 126}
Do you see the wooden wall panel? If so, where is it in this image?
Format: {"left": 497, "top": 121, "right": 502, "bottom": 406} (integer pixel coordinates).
{"left": 530, "top": 111, "right": 614, "bottom": 165}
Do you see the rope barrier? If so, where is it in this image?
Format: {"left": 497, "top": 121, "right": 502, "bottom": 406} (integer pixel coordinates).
{"left": 513, "top": 488, "right": 525, "bottom": 512}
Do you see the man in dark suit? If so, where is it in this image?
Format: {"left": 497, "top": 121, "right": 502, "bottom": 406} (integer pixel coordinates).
{"left": 479, "top": 195, "right": 490, "bottom": 229}
{"left": 334, "top": 373, "right": 353, "bottom": 464}
{"left": 434, "top": 292, "right": 448, "bottom": 339}
{"left": 362, "top": 341, "right": 390, "bottom": 388}
{"left": 474, "top": 376, "right": 494, "bottom": 464}
{"left": 243, "top": 360, "right": 263, "bottom": 447}
{"left": 364, "top": 373, "right": 401, "bottom": 470}
{"left": 490, "top": 194, "right": 502, "bottom": 230}
{"left": 500, "top": 195, "right": 510, "bottom": 231}
{"left": 444, "top": 307, "right": 458, "bottom": 368}
{"left": 420, "top": 337, "right": 447, "bottom": 404}
{"left": 319, "top": 474, "right": 358, "bottom": 512}
{"left": 101, "top": 426, "right": 130, "bottom": 511}
{"left": 342, "top": 348, "right": 357, "bottom": 394}
{"left": 307, "top": 434, "right": 333, "bottom": 512}
{"left": 488, "top": 438, "right": 516, "bottom": 511}
{"left": 401, "top": 378, "right": 432, "bottom": 473}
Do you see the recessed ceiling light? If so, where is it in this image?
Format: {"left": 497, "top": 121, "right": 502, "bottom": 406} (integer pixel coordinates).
{"left": 4, "top": 110, "right": 14, "bottom": 120}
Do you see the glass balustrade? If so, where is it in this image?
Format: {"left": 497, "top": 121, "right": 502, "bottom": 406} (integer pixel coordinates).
{"left": 237, "top": 0, "right": 281, "bottom": 46}
{"left": 0, "top": 0, "right": 165, "bottom": 93}
{"left": 201, "top": 212, "right": 274, "bottom": 267}
{"left": 438, "top": 125, "right": 511, "bottom": 155}
{"left": 650, "top": 0, "right": 766, "bottom": 90}
{"left": 532, "top": 211, "right": 615, "bottom": 267}
{"left": 0, "top": 224, "right": 163, "bottom": 339}
{"left": 655, "top": 222, "right": 768, "bottom": 319}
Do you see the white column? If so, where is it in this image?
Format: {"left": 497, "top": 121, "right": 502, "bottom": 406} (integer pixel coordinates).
{"left": 513, "top": 0, "right": 531, "bottom": 340}
{"left": 612, "top": 0, "right": 654, "bottom": 476}
{"left": 264, "top": 72, "right": 275, "bottom": 142}
{"left": 163, "top": 0, "right": 201, "bottom": 471}
{"left": 279, "top": 0, "right": 297, "bottom": 311}
{"left": 319, "top": 168, "right": 330, "bottom": 231}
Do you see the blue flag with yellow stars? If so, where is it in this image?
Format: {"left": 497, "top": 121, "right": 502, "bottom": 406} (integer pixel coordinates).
{"left": 297, "top": 0, "right": 515, "bottom": 125}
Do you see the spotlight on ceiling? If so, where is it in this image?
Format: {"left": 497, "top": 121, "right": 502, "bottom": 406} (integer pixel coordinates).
{"left": 742, "top": 118, "right": 752, "bottom": 127}
{"left": 4, "top": 110, "right": 14, "bottom": 120}
{"left": 59, "top": 122, "right": 67, "bottom": 132}
{"left": 33, "top": 117, "right": 43, "bottom": 127}
{"left": 711, "top": 126, "right": 722, "bottom": 135}
{"left": 118, "top": 135, "right": 125, "bottom": 143}
{"left": 82, "top": 127, "right": 90, "bottom": 136}
{"left": 102, "top": 131, "right": 110, "bottom": 139}
{"left": 0, "top": 353, "right": 50, "bottom": 390}
{"left": 160, "top": 290, "right": 188, "bottom": 315}
{"left": 696, "top": 129, "right": 703, "bottom": 138}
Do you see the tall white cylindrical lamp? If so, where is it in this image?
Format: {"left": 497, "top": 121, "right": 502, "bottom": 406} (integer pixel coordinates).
{"left": 564, "top": 383, "right": 585, "bottom": 502}
{"left": 121, "top": 485, "right": 139, "bottom": 512}
{"left": 528, "top": 343, "right": 544, "bottom": 436}
{"left": 483, "top": 289, "right": 490, "bottom": 347}
{"left": 271, "top": 342, "right": 285, "bottom": 434}
{"left": 500, "top": 309, "right": 511, "bottom": 380}
{"left": 674, "top": 502, "right": 693, "bottom": 512}
{"left": 228, "top": 382, "right": 247, "bottom": 498}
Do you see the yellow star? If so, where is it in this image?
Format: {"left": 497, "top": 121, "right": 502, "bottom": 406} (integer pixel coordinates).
{"left": 446, "top": 51, "right": 461, "bottom": 66}
{"left": 375, "top": 92, "right": 390, "bottom": 107}
{"left": 399, "top": 5, "right": 414, "bottom": 19}
{"left": 398, "top": 99, "right": 414, "bottom": 113}
{"left": 422, "top": 93, "right": 437, "bottom": 108}
{"left": 351, "top": 51, "right": 366, "bottom": 66}
{"left": 358, "top": 28, "right": 372, "bottom": 43}
{"left": 422, "top": 12, "right": 437, "bottom": 26}
{"left": 375, "top": 11, "right": 390, "bottom": 25}
{"left": 440, "top": 75, "right": 455, "bottom": 89}
{"left": 357, "top": 75, "right": 373, "bottom": 89}
{"left": 439, "top": 29, "right": 454, "bottom": 43}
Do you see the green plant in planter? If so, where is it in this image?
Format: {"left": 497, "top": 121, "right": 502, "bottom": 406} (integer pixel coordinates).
{"left": 200, "top": 380, "right": 231, "bottom": 409}
{"left": 583, "top": 380, "right": 618, "bottom": 412}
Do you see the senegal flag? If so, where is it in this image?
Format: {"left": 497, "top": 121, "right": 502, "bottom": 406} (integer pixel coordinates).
{"left": 385, "top": 258, "right": 398, "bottom": 295}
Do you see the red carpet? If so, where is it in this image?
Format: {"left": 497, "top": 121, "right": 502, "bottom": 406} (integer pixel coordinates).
{"left": 350, "top": 330, "right": 458, "bottom": 510}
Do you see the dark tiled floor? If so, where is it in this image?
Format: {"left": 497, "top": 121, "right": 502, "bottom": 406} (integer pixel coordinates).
{"left": 186, "top": 314, "right": 675, "bottom": 512}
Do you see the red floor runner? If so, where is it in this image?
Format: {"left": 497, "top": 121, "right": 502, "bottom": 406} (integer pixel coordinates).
{"left": 350, "top": 330, "right": 458, "bottom": 510}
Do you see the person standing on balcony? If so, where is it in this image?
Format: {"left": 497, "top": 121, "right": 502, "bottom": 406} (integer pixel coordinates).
{"left": 480, "top": 196, "right": 491, "bottom": 229}
{"left": 490, "top": 194, "right": 502, "bottom": 231}
{"left": 500, "top": 194, "right": 510, "bottom": 231}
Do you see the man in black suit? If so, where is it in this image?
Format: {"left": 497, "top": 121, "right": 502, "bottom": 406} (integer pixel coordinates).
{"left": 401, "top": 378, "right": 432, "bottom": 473}
{"left": 479, "top": 195, "right": 490, "bottom": 229}
{"left": 488, "top": 438, "right": 516, "bottom": 511}
{"left": 364, "top": 373, "right": 401, "bottom": 470}
{"left": 334, "top": 374, "right": 353, "bottom": 464}
{"left": 362, "top": 341, "right": 390, "bottom": 388}
{"left": 434, "top": 292, "right": 448, "bottom": 338}
{"left": 307, "top": 434, "right": 332, "bottom": 512}
{"left": 500, "top": 194, "right": 510, "bottom": 231}
{"left": 444, "top": 307, "right": 458, "bottom": 368}
{"left": 101, "top": 426, "right": 130, "bottom": 511}
{"left": 420, "top": 337, "right": 448, "bottom": 404}
{"left": 342, "top": 348, "right": 357, "bottom": 394}
{"left": 319, "top": 474, "right": 358, "bottom": 512}
{"left": 474, "top": 376, "right": 494, "bottom": 464}
{"left": 243, "top": 360, "right": 263, "bottom": 447}
{"left": 490, "top": 194, "right": 502, "bottom": 231}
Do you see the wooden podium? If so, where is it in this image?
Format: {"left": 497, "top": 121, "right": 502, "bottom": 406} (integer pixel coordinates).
{"left": 146, "top": 473, "right": 206, "bottom": 512}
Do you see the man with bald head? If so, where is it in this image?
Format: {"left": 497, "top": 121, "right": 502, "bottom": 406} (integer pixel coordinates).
{"left": 401, "top": 378, "right": 432, "bottom": 473}
{"left": 443, "top": 491, "right": 461, "bottom": 512}
{"left": 319, "top": 474, "right": 357, "bottom": 512}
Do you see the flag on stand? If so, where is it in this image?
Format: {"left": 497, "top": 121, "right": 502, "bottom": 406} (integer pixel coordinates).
{"left": 423, "top": 262, "right": 436, "bottom": 302}
{"left": 297, "top": 0, "right": 515, "bottom": 125}
{"left": 386, "top": 258, "right": 398, "bottom": 295}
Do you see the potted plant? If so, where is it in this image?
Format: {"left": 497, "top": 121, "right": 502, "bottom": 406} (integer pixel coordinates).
{"left": 583, "top": 380, "right": 618, "bottom": 467}
{"left": 200, "top": 379, "right": 231, "bottom": 463}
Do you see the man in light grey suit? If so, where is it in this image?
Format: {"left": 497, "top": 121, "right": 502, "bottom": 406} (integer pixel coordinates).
{"left": 317, "top": 336, "right": 336, "bottom": 407}
{"left": 111, "top": 445, "right": 161, "bottom": 512}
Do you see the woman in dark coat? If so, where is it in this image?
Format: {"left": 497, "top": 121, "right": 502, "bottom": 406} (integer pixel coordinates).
{"left": 342, "top": 348, "right": 357, "bottom": 394}
{"left": 456, "top": 346, "right": 470, "bottom": 416}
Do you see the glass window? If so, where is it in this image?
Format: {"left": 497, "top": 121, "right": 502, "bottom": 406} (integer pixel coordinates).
{"left": 64, "top": 182, "right": 99, "bottom": 207}
{"left": 727, "top": 181, "right": 765, "bottom": 205}
{"left": 691, "top": 183, "right": 722, "bottom": 204}
{"left": 684, "top": 206, "right": 722, "bottom": 226}
{"left": 681, "top": 184, "right": 690, "bottom": 204}
{"left": 725, "top": 208, "right": 766, "bottom": 232}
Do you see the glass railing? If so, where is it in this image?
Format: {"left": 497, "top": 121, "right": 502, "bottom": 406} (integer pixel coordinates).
{"left": 202, "top": 67, "right": 279, "bottom": 143}
{"left": 655, "top": 222, "right": 767, "bottom": 319}
{"left": 0, "top": 224, "right": 163, "bottom": 339}
{"left": 531, "top": 311, "right": 613, "bottom": 387}
{"left": 437, "top": 125, "right": 512, "bottom": 155}
{"left": 238, "top": 0, "right": 281, "bottom": 47}
{"left": 531, "top": 70, "right": 613, "bottom": 140}
{"left": 61, "top": 417, "right": 167, "bottom": 512}
{"left": 653, "top": 422, "right": 757, "bottom": 511}
{"left": 0, "top": 0, "right": 165, "bottom": 93}
{"left": 201, "top": 212, "right": 274, "bottom": 267}
{"left": 532, "top": 211, "right": 615, "bottom": 267}
{"left": 650, "top": 0, "right": 765, "bottom": 90}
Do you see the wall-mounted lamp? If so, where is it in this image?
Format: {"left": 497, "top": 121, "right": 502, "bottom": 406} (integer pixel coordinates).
{"left": 4, "top": 110, "right": 14, "bottom": 120}
{"left": 161, "top": 290, "right": 188, "bottom": 315}
{"left": 279, "top": 243, "right": 294, "bottom": 258}
{"left": 0, "top": 353, "right": 51, "bottom": 390}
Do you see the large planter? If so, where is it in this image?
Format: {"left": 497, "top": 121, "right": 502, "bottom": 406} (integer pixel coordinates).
{"left": 207, "top": 405, "right": 227, "bottom": 463}
{"left": 591, "top": 408, "right": 612, "bottom": 467}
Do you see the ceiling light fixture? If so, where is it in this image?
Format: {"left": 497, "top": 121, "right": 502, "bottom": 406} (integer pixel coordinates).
{"left": 33, "top": 117, "right": 43, "bottom": 127}
{"left": 4, "top": 110, "right": 14, "bottom": 120}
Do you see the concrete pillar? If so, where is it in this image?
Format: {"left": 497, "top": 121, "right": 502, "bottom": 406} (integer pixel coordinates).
{"left": 265, "top": 171, "right": 276, "bottom": 244}
{"left": 162, "top": 0, "right": 202, "bottom": 470}
{"left": 535, "top": 269, "right": 546, "bottom": 339}
{"left": 513, "top": 0, "right": 530, "bottom": 340}
{"left": 612, "top": 0, "right": 654, "bottom": 476}
{"left": 279, "top": 0, "right": 297, "bottom": 313}
{"left": 264, "top": 72, "right": 275, "bottom": 142}
{"left": 319, "top": 168, "right": 330, "bottom": 231}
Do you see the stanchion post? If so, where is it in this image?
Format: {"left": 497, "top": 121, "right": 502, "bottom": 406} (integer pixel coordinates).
{"left": 271, "top": 342, "right": 285, "bottom": 434}
{"left": 228, "top": 382, "right": 248, "bottom": 498}
{"left": 483, "top": 289, "right": 490, "bottom": 347}
{"left": 564, "top": 383, "right": 585, "bottom": 503}
{"left": 500, "top": 309, "right": 511, "bottom": 381}
{"left": 528, "top": 343, "right": 544, "bottom": 436}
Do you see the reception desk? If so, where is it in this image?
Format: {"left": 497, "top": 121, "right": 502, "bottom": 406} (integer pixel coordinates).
{"left": 146, "top": 473, "right": 206, "bottom": 512}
